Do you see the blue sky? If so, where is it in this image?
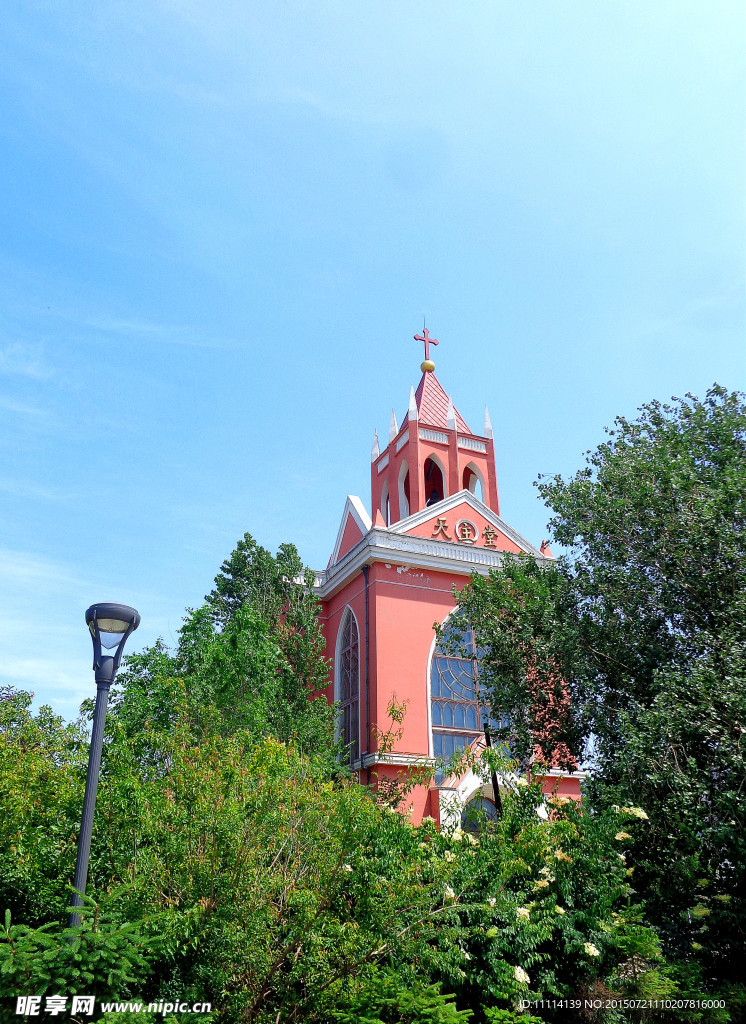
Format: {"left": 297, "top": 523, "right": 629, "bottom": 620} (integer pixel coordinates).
{"left": 1, "top": 2, "right": 744, "bottom": 720}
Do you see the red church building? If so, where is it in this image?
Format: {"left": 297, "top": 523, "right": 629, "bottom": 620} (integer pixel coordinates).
{"left": 314, "top": 330, "right": 583, "bottom": 826}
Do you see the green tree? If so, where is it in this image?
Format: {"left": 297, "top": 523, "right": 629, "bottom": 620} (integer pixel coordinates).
{"left": 109, "top": 535, "right": 339, "bottom": 770}
{"left": 453, "top": 386, "right": 746, "bottom": 993}
{"left": 0, "top": 690, "right": 86, "bottom": 925}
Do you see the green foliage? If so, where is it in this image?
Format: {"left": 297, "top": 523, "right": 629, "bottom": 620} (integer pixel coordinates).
{"left": 0, "top": 690, "right": 87, "bottom": 925}
{"left": 205, "top": 533, "right": 330, "bottom": 703}
{"left": 110, "top": 534, "right": 339, "bottom": 771}
{"left": 430, "top": 776, "right": 667, "bottom": 1018}
{"left": 0, "top": 903, "right": 152, "bottom": 999}
{"left": 483, "top": 1012, "right": 546, "bottom": 1024}
{"left": 331, "top": 967, "right": 472, "bottom": 1023}
{"left": 453, "top": 386, "right": 746, "bottom": 996}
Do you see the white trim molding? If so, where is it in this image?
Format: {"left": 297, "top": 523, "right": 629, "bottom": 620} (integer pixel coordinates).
{"left": 419, "top": 428, "right": 449, "bottom": 445}
{"left": 457, "top": 436, "right": 487, "bottom": 453}
{"left": 377, "top": 453, "right": 389, "bottom": 473}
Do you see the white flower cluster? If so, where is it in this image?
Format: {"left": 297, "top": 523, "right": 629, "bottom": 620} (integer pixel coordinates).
{"left": 620, "top": 806, "right": 649, "bottom": 820}
{"left": 513, "top": 965, "right": 530, "bottom": 985}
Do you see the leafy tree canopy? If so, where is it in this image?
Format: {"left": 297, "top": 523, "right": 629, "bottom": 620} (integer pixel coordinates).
{"left": 453, "top": 386, "right": 746, "bottom": 985}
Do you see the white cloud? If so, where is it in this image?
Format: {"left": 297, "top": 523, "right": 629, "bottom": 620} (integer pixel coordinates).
{"left": 81, "top": 315, "right": 233, "bottom": 350}
{"left": 0, "top": 546, "right": 177, "bottom": 718}
{"left": 0, "top": 342, "right": 52, "bottom": 380}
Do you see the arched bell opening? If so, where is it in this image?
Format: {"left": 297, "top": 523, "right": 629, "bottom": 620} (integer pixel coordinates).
{"left": 463, "top": 463, "right": 485, "bottom": 502}
{"left": 380, "top": 481, "right": 390, "bottom": 526}
{"left": 398, "top": 460, "right": 410, "bottom": 519}
{"left": 424, "top": 456, "right": 445, "bottom": 507}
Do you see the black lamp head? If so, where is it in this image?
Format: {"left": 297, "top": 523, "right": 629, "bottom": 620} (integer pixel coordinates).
{"left": 85, "top": 602, "right": 140, "bottom": 685}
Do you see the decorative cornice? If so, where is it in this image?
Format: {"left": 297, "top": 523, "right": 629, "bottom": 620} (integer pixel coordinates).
{"left": 317, "top": 492, "right": 547, "bottom": 598}
{"left": 419, "top": 428, "right": 448, "bottom": 445}
{"left": 395, "top": 432, "right": 409, "bottom": 453}
{"left": 315, "top": 528, "right": 504, "bottom": 597}
{"left": 458, "top": 436, "right": 487, "bottom": 453}
{"left": 377, "top": 453, "right": 389, "bottom": 473}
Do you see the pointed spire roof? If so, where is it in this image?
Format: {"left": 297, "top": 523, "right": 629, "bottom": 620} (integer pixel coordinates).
{"left": 389, "top": 409, "right": 399, "bottom": 441}
{"left": 402, "top": 371, "right": 470, "bottom": 433}
{"left": 371, "top": 430, "right": 380, "bottom": 461}
{"left": 408, "top": 385, "right": 418, "bottom": 421}
{"left": 484, "top": 404, "right": 493, "bottom": 439}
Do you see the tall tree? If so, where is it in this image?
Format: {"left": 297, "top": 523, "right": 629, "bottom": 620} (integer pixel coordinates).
{"left": 110, "top": 534, "right": 337, "bottom": 768}
{"left": 454, "top": 386, "right": 746, "bottom": 986}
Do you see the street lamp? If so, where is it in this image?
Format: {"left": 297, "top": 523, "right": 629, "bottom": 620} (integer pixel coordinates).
{"left": 68, "top": 602, "right": 140, "bottom": 928}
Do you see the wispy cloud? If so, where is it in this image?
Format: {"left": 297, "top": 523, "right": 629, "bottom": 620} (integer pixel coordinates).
{"left": 0, "top": 477, "right": 70, "bottom": 503}
{"left": 0, "top": 342, "right": 53, "bottom": 380}
{"left": 0, "top": 396, "right": 48, "bottom": 417}
{"left": 81, "top": 316, "right": 234, "bottom": 350}
{"left": 0, "top": 547, "right": 86, "bottom": 593}
{"left": 635, "top": 283, "right": 745, "bottom": 340}
{"left": 0, "top": 546, "right": 178, "bottom": 718}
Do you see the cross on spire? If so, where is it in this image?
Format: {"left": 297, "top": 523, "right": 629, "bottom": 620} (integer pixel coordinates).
{"left": 414, "top": 326, "right": 438, "bottom": 363}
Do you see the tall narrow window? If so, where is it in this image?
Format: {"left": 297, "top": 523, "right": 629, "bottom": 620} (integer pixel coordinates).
{"left": 380, "top": 481, "right": 390, "bottom": 526}
{"left": 398, "top": 460, "right": 410, "bottom": 519}
{"left": 430, "top": 617, "right": 494, "bottom": 763}
{"left": 338, "top": 611, "right": 360, "bottom": 764}
{"left": 424, "top": 456, "right": 444, "bottom": 506}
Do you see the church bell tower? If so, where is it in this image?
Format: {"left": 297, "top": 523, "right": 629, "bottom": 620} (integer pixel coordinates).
{"left": 371, "top": 328, "right": 500, "bottom": 526}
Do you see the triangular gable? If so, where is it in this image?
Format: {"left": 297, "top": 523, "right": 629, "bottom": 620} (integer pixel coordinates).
{"left": 329, "top": 495, "right": 372, "bottom": 566}
{"left": 388, "top": 489, "right": 543, "bottom": 557}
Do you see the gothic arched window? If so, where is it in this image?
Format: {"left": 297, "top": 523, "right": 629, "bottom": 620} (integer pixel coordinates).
{"left": 461, "top": 796, "right": 499, "bottom": 833}
{"left": 337, "top": 610, "right": 360, "bottom": 765}
{"left": 430, "top": 617, "right": 492, "bottom": 763}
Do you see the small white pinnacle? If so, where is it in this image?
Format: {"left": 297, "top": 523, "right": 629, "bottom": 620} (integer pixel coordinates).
{"left": 389, "top": 409, "right": 398, "bottom": 441}
{"left": 446, "top": 396, "right": 456, "bottom": 430}
{"left": 371, "top": 430, "right": 380, "bottom": 461}
{"left": 408, "top": 385, "right": 418, "bottom": 421}
{"left": 484, "top": 404, "right": 493, "bottom": 439}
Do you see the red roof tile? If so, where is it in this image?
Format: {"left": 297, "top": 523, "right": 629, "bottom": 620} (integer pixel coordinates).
{"left": 402, "top": 372, "right": 470, "bottom": 432}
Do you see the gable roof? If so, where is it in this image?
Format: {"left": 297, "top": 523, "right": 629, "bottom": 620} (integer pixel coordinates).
{"left": 328, "top": 495, "right": 372, "bottom": 566}
{"left": 402, "top": 371, "right": 470, "bottom": 433}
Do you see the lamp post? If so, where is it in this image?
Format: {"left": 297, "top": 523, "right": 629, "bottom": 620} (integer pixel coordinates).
{"left": 68, "top": 602, "right": 140, "bottom": 929}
